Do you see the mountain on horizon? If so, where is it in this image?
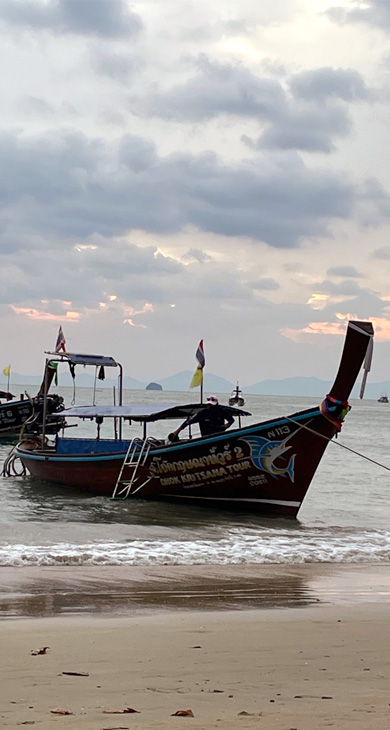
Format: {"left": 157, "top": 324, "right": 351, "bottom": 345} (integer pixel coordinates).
{"left": 3, "top": 369, "right": 389, "bottom": 400}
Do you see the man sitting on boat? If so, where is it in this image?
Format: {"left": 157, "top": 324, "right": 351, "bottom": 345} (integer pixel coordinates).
{"left": 169, "top": 395, "right": 235, "bottom": 441}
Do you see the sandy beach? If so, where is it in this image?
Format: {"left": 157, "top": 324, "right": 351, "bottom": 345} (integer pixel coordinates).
{"left": 1, "top": 564, "right": 390, "bottom": 729}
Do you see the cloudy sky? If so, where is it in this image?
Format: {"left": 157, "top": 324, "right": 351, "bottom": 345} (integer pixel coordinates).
{"left": 1, "top": 0, "right": 390, "bottom": 386}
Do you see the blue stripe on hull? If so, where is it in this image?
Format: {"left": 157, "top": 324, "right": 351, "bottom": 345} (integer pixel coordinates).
{"left": 16, "top": 452, "right": 125, "bottom": 464}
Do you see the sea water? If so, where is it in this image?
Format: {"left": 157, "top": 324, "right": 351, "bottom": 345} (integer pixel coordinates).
{"left": 0, "top": 387, "right": 389, "bottom": 567}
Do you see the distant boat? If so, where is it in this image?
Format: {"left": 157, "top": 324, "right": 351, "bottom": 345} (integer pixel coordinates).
{"left": 378, "top": 394, "right": 389, "bottom": 403}
{"left": 228, "top": 383, "right": 245, "bottom": 407}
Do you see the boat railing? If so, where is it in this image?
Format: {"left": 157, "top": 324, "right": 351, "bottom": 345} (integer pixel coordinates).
{"left": 111, "top": 437, "right": 155, "bottom": 499}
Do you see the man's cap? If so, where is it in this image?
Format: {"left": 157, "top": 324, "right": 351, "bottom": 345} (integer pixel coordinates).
{"left": 206, "top": 395, "right": 219, "bottom": 405}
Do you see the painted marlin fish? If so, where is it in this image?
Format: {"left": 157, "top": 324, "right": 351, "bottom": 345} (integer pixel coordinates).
{"left": 241, "top": 434, "right": 296, "bottom": 482}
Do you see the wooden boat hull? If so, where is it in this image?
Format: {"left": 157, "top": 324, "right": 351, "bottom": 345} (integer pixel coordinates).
{"left": 16, "top": 447, "right": 124, "bottom": 491}
{"left": 16, "top": 403, "right": 338, "bottom": 517}
{"left": 228, "top": 397, "right": 245, "bottom": 407}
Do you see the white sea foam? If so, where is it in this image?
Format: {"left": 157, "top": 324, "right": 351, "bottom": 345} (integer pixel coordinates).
{"left": 0, "top": 527, "right": 389, "bottom": 566}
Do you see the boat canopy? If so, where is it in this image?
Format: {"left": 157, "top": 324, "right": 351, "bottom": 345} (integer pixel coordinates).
{"left": 56, "top": 402, "right": 251, "bottom": 422}
{"left": 45, "top": 352, "right": 119, "bottom": 367}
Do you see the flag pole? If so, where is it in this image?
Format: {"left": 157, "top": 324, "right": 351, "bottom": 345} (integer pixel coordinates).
{"left": 7, "top": 367, "right": 10, "bottom": 393}
{"left": 41, "top": 358, "right": 50, "bottom": 444}
{"left": 199, "top": 339, "right": 204, "bottom": 403}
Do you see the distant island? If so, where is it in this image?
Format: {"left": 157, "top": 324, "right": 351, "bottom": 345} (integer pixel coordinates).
{"left": 146, "top": 382, "right": 163, "bottom": 391}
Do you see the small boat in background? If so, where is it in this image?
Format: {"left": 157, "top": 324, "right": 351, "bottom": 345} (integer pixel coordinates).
{"left": 378, "top": 394, "right": 389, "bottom": 403}
{"left": 229, "top": 383, "right": 245, "bottom": 407}
{"left": 0, "top": 336, "right": 67, "bottom": 438}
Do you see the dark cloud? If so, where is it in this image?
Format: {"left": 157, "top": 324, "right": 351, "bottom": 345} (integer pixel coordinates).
{"left": 90, "top": 49, "right": 140, "bottom": 82}
{"left": 359, "top": 177, "right": 390, "bottom": 225}
{"left": 261, "top": 58, "right": 287, "bottom": 77}
{"left": 134, "top": 57, "right": 371, "bottom": 153}
{"left": 371, "top": 245, "right": 390, "bottom": 259}
{"left": 99, "top": 109, "right": 127, "bottom": 128}
{"left": 183, "top": 268, "right": 250, "bottom": 300}
{"left": 315, "top": 279, "right": 367, "bottom": 297}
{"left": 316, "top": 287, "right": 387, "bottom": 319}
{"left": 0, "top": 239, "right": 184, "bottom": 307}
{"left": 182, "top": 249, "right": 212, "bottom": 263}
{"left": 305, "top": 280, "right": 388, "bottom": 323}
{"left": 0, "top": 0, "right": 143, "bottom": 38}
{"left": 248, "top": 277, "right": 280, "bottom": 290}
{"left": 222, "top": 2, "right": 297, "bottom": 30}
{"left": 0, "top": 234, "right": 256, "bottom": 311}
{"left": 326, "top": 1, "right": 390, "bottom": 30}
{"left": 290, "top": 67, "right": 370, "bottom": 102}
{"left": 136, "top": 55, "right": 285, "bottom": 121}
{"left": 223, "top": 18, "right": 257, "bottom": 35}
{"left": 326, "top": 266, "right": 364, "bottom": 278}
{"left": 119, "top": 135, "right": 157, "bottom": 173}
{"left": 81, "top": 240, "right": 183, "bottom": 278}
{"left": 18, "top": 96, "right": 55, "bottom": 117}
{"left": 0, "top": 128, "right": 379, "bottom": 253}
{"left": 254, "top": 103, "right": 351, "bottom": 153}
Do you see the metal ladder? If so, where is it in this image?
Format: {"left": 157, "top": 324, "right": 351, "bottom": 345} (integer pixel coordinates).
{"left": 111, "top": 438, "right": 153, "bottom": 499}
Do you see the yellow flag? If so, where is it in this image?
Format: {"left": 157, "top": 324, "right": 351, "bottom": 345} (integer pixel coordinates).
{"left": 3, "top": 365, "right": 10, "bottom": 376}
{"left": 190, "top": 366, "right": 203, "bottom": 388}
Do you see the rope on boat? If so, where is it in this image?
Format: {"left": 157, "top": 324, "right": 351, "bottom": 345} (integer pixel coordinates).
{"left": 286, "top": 417, "right": 390, "bottom": 472}
{"left": 2, "top": 447, "right": 27, "bottom": 477}
{"left": 19, "top": 393, "right": 39, "bottom": 439}
{"left": 2, "top": 434, "right": 45, "bottom": 478}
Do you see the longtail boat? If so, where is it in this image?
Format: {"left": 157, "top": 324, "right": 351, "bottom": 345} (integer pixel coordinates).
{"left": 0, "top": 391, "right": 66, "bottom": 438}
{"left": 6, "top": 320, "right": 373, "bottom": 517}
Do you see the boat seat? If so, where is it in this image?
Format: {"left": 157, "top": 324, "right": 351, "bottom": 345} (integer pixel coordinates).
{"left": 56, "top": 438, "right": 131, "bottom": 455}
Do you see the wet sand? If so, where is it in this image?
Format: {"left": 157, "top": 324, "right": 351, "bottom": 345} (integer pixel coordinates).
{"left": 1, "top": 564, "right": 390, "bottom": 729}
{"left": 1, "top": 563, "right": 390, "bottom": 618}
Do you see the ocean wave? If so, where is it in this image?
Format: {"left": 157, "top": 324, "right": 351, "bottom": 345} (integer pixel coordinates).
{"left": 1, "top": 528, "right": 390, "bottom": 566}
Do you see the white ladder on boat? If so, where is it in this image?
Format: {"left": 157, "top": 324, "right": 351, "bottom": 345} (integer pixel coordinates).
{"left": 111, "top": 438, "right": 153, "bottom": 500}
